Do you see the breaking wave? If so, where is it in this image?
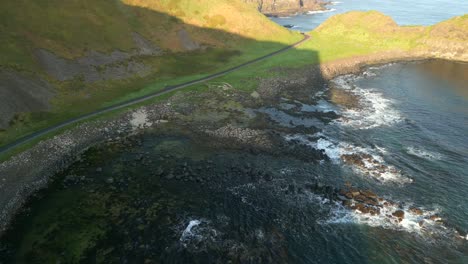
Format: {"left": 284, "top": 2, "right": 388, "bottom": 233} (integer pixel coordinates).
{"left": 331, "top": 74, "right": 403, "bottom": 129}
{"left": 323, "top": 198, "right": 467, "bottom": 241}
{"left": 285, "top": 134, "right": 412, "bottom": 184}
{"left": 308, "top": 9, "right": 336, "bottom": 14}
{"left": 406, "top": 146, "right": 444, "bottom": 160}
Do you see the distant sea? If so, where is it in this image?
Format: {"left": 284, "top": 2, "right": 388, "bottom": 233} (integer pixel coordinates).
{"left": 269, "top": 0, "right": 468, "bottom": 31}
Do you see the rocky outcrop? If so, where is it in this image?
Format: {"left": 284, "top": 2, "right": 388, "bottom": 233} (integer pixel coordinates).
{"left": 35, "top": 33, "right": 161, "bottom": 83}
{"left": 0, "top": 70, "right": 55, "bottom": 130}
{"left": 245, "top": 0, "right": 324, "bottom": 16}
{"left": 422, "top": 15, "right": 468, "bottom": 61}
{"left": 177, "top": 29, "right": 201, "bottom": 51}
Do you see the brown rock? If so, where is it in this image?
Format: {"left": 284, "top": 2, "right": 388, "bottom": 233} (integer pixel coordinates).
{"left": 349, "top": 187, "right": 360, "bottom": 197}
{"left": 354, "top": 195, "right": 367, "bottom": 202}
{"left": 392, "top": 210, "right": 405, "bottom": 221}
{"left": 360, "top": 190, "right": 378, "bottom": 199}
{"left": 368, "top": 208, "right": 381, "bottom": 216}
{"left": 355, "top": 203, "right": 370, "bottom": 214}
{"left": 409, "top": 207, "right": 423, "bottom": 215}
{"left": 341, "top": 154, "right": 365, "bottom": 167}
{"left": 364, "top": 199, "right": 378, "bottom": 206}
{"left": 339, "top": 189, "right": 347, "bottom": 196}
{"left": 429, "top": 214, "right": 440, "bottom": 221}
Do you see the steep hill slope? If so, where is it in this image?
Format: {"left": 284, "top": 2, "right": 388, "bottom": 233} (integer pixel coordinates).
{"left": 0, "top": 0, "right": 299, "bottom": 142}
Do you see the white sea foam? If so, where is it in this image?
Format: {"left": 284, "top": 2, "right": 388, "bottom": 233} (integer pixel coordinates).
{"left": 284, "top": 134, "right": 412, "bottom": 183}
{"left": 368, "top": 63, "right": 396, "bottom": 71}
{"left": 406, "top": 146, "right": 443, "bottom": 160}
{"left": 322, "top": 198, "right": 462, "bottom": 240}
{"left": 331, "top": 75, "right": 403, "bottom": 129}
{"left": 341, "top": 88, "right": 402, "bottom": 129}
{"left": 178, "top": 218, "right": 224, "bottom": 249}
{"left": 308, "top": 8, "right": 336, "bottom": 14}
{"left": 300, "top": 99, "right": 339, "bottom": 113}
{"left": 180, "top": 219, "right": 202, "bottom": 242}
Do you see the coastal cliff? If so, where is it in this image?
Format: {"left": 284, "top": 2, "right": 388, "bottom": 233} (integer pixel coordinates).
{"left": 244, "top": 0, "right": 325, "bottom": 16}
{"left": 312, "top": 11, "right": 468, "bottom": 68}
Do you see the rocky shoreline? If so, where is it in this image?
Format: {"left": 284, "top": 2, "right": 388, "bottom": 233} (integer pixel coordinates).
{"left": 0, "top": 50, "right": 466, "bottom": 237}
{"left": 244, "top": 0, "right": 326, "bottom": 17}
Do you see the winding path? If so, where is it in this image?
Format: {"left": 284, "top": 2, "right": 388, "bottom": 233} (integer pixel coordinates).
{"left": 0, "top": 34, "right": 310, "bottom": 156}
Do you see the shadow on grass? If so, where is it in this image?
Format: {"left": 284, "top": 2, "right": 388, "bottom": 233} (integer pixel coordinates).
{"left": 0, "top": 4, "right": 320, "bottom": 154}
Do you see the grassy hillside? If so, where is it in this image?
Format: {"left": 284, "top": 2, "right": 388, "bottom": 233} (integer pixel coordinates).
{"left": 198, "top": 11, "right": 467, "bottom": 91}
{"left": 307, "top": 11, "right": 467, "bottom": 62}
{"left": 0, "top": 0, "right": 297, "bottom": 70}
{"left": 2, "top": 9, "right": 466, "bottom": 154}
{"left": 0, "top": 0, "right": 301, "bottom": 145}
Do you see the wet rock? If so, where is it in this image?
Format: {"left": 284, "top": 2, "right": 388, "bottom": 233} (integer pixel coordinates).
{"left": 341, "top": 154, "right": 366, "bottom": 167}
{"left": 409, "top": 207, "right": 423, "bottom": 215}
{"left": 392, "top": 210, "right": 405, "bottom": 221}
{"left": 364, "top": 199, "right": 379, "bottom": 206}
{"left": 454, "top": 227, "right": 467, "bottom": 239}
{"left": 354, "top": 195, "right": 367, "bottom": 202}
{"left": 429, "top": 214, "right": 440, "bottom": 221}
{"left": 106, "top": 177, "right": 114, "bottom": 184}
{"left": 353, "top": 203, "right": 370, "bottom": 214}
{"left": 349, "top": 188, "right": 360, "bottom": 197}
{"left": 344, "top": 192, "right": 354, "bottom": 199}
{"left": 369, "top": 208, "right": 380, "bottom": 216}
{"left": 360, "top": 190, "right": 377, "bottom": 199}
{"left": 337, "top": 195, "right": 347, "bottom": 201}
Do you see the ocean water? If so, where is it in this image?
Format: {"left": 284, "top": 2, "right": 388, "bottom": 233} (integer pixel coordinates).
{"left": 2, "top": 59, "right": 467, "bottom": 262}
{"left": 269, "top": 0, "right": 468, "bottom": 31}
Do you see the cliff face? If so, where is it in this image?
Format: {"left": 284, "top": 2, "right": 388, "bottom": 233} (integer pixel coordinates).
{"left": 245, "top": 0, "right": 324, "bottom": 16}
